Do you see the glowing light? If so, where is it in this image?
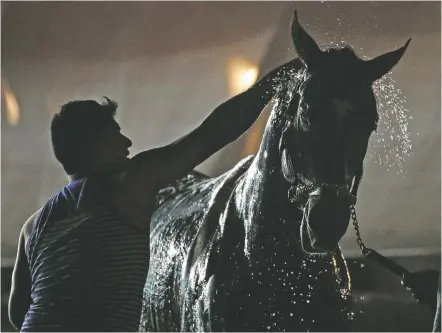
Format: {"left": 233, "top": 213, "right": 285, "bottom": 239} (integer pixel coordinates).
{"left": 226, "top": 57, "right": 259, "bottom": 96}
{"left": 242, "top": 68, "right": 259, "bottom": 88}
{"left": 226, "top": 57, "right": 263, "bottom": 156}
{"left": 2, "top": 79, "right": 20, "bottom": 126}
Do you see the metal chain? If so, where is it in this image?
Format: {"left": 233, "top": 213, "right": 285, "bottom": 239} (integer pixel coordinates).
{"left": 288, "top": 184, "right": 369, "bottom": 257}
{"left": 350, "top": 204, "right": 368, "bottom": 255}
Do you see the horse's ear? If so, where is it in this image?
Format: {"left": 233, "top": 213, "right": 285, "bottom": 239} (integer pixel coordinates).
{"left": 361, "top": 39, "right": 411, "bottom": 83}
{"left": 291, "top": 10, "right": 322, "bottom": 67}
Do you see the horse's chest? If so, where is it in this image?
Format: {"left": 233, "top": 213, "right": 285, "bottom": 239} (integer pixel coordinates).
{"left": 236, "top": 258, "right": 352, "bottom": 331}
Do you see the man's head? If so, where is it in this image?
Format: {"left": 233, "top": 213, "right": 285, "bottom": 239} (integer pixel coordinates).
{"left": 51, "top": 97, "right": 132, "bottom": 176}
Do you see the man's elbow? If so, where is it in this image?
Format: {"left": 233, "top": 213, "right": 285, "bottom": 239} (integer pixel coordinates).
{"left": 8, "top": 294, "right": 27, "bottom": 331}
{"left": 9, "top": 315, "right": 21, "bottom": 331}
{"left": 8, "top": 309, "right": 22, "bottom": 331}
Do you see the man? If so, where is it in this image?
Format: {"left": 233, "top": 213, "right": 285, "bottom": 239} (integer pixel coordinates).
{"left": 402, "top": 269, "right": 441, "bottom": 332}
{"left": 8, "top": 58, "right": 299, "bottom": 331}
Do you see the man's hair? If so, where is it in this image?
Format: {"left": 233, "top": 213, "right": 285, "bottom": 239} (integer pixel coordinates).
{"left": 51, "top": 97, "right": 118, "bottom": 175}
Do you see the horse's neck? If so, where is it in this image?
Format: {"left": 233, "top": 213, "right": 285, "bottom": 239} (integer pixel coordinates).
{"left": 235, "top": 77, "right": 301, "bottom": 214}
{"left": 234, "top": 98, "right": 299, "bottom": 258}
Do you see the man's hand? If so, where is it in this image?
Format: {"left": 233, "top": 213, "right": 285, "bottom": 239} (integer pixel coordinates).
{"left": 402, "top": 269, "right": 440, "bottom": 312}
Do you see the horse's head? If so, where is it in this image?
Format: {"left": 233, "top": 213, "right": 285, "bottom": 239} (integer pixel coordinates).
{"left": 278, "top": 12, "right": 410, "bottom": 254}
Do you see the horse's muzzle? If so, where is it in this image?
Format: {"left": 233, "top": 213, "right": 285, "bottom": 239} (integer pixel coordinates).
{"left": 301, "top": 186, "right": 351, "bottom": 253}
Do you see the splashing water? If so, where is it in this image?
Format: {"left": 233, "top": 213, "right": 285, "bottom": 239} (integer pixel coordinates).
{"left": 314, "top": 41, "right": 413, "bottom": 176}
{"left": 302, "top": 10, "right": 413, "bottom": 176}
{"left": 305, "top": 52, "right": 412, "bottom": 176}
{"left": 371, "top": 74, "right": 412, "bottom": 175}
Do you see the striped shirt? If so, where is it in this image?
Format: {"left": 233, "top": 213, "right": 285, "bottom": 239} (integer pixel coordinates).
{"left": 22, "top": 176, "right": 150, "bottom": 331}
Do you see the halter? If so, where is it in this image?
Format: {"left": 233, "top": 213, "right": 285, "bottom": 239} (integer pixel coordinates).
{"left": 287, "top": 182, "right": 357, "bottom": 207}
{"left": 279, "top": 121, "right": 410, "bottom": 299}
{"left": 280, "top": 134, "right": 359, "bottom": 210}
{"left": 282, "top": 144, "right": 410, "bottom": 272}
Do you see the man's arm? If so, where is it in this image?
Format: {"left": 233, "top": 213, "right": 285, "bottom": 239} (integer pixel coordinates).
{"left": 130, "top": 58, "right": 302, "bottom": 187}
{"left": 9, "top": 215, "right": 35, "bottom": 330}
{"left": 402, "top": 269, "right": 440, "bottom": 313}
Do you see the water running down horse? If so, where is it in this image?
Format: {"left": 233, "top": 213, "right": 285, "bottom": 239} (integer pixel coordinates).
{"left": 140, "top": 11, "right": 410, "bottom": 332}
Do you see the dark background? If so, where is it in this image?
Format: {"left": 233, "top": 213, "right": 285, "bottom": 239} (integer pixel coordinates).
{"left": 1, "top": 2, "right": 440, "bottom": 331}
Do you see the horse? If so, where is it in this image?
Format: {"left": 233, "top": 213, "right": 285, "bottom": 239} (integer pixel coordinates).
{"left": 139, "top": 11, "right": 410, "bottom": 332}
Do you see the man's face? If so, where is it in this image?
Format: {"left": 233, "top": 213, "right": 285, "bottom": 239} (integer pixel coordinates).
{"left": 92, "top": 119, "right": 132, "bottom": 169}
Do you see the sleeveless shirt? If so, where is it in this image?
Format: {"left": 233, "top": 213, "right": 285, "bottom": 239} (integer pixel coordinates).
{"left": 22, "top": 176, "right": 150, "bottom": 331}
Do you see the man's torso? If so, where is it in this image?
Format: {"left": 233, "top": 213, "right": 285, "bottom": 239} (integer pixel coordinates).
{"left": 22, "top": 175, "right": 151, "bottom": 331}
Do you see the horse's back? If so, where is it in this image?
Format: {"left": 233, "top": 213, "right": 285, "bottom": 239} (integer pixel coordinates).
{"left": 141, "top": 171, "right": 216, "bottom": 331}
{"left": 141, "top": 157, "right": 254, "bottom": 331}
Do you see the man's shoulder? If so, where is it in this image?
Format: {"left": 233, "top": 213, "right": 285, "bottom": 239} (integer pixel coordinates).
{"left": 22, "top": 183, "right": 84, "bottom": 239}
{"left": 22, "top": 208, "right": 42, "bottom": 244}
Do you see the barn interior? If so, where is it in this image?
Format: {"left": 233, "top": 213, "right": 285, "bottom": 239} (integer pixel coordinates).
{"left": 1, "top": 2, "right": 440, "bottom": 331}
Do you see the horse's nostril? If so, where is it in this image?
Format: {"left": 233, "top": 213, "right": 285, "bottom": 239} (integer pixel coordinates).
{"left": 305, "top": 195, "right": 351, "bottom": 248}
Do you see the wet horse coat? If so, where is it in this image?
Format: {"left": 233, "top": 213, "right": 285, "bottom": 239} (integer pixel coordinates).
{"left": 140, "top": 93, "right": 353, "bottom": 332}
{"left": 140, "top": 11, "right": 410, "bottom": 332}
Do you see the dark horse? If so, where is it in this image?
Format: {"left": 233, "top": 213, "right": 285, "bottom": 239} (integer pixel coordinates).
{"left": 140, "top": 12, "right": 410, "bottom": 332}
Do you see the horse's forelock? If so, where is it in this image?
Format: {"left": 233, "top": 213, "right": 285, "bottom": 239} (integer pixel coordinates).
{"left": 323, "top": 46, "right": 362, "bottom": 65}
